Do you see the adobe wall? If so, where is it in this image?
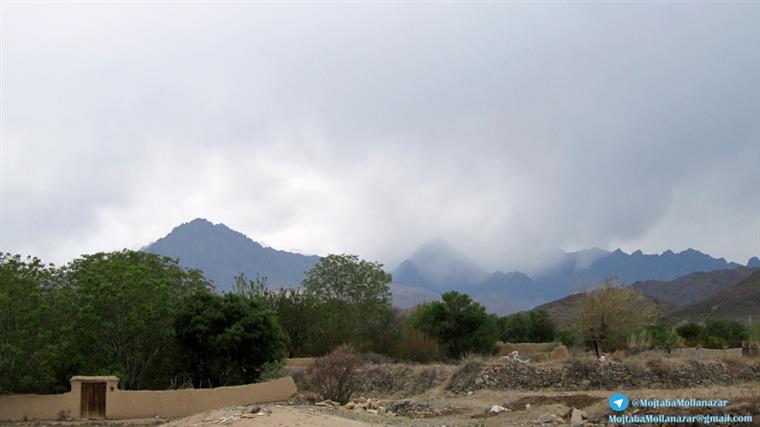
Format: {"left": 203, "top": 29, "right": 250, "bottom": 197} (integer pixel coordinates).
{"left": 107, "top": 377, "right": 297, "bottom": 419}
{"left": 0, "top": 377, "right": 297, "bottom": 422}
{"left": 0, "top": 391, "right": 77, "bottom": 421}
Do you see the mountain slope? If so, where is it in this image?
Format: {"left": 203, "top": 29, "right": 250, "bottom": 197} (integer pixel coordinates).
{"left": 531, "top": 290, "right": 675, "bottom": 327}
{"left": 392, "top": 239, "right": 489, "bottom": 292}
{"left": 469, "top": 271, "right": 539, "bottom": 314}
{"left": 667, "top": 269, "right": 760, "bottom": 323}
{"left": 532, "top": 248, "right": 743, "bottom": 300}
{"left": 144, "top": 218, "right": 320, "bottom": 291}
{"left": 630, "top": 267, "right": 755, "bottom": 307}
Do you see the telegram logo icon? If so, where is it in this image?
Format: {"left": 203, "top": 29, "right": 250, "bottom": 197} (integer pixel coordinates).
{"left": 609, "top": 393, "right": 629, "bottom": 412}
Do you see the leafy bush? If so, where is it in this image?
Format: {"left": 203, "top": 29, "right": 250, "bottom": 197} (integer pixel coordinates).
{"left": 702, "top": 335, "right": 727, "bottom": 349}
{"left": 675, "top": 322, "right": 705, "bottom": 346}
{"left": 409, "top": 291, "right": 499, "bottom": 359}
{"left": 705, "top": 320, "right": 748, "bottom": 348}
{"left": 646, "top": 323, "right": 680, "bottom": 353}
{"left": 305, "top": 346, "right": 364, "bottom": 404}
{"left": 675, "top": 320, "right": 748, "bottom": 349}
{"left": 556, "top": 326, "right": 577, "bottom": 348}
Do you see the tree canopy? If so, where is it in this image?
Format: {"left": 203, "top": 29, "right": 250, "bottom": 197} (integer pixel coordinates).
{"left": 409, "top": 291, "right": 498, "bottom": 359}
{"left": 300, "top": 254, "right": 395, "bottom": 354}
{"left": 498, "top": 310, "right": 557, "bottom": 343}
{"left": 174, "top": 292, "right": 288, "bottom": 387}
{"left": 64, "top": 250, "right": 212, "bottom": 389}
{"left": 0, "top": 254, "right": 73, "bottom": 394}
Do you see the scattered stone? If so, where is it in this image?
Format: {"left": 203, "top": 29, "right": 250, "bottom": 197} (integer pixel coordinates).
{"left": 570, "top": 408, "right": 583, "bottom": 424}
{"left": 489, "top": 404, "right": 508, "bottom": 414}
{"left": 537, "top": 414, "right": 555, "bottom": 423}
{"left": 249, "top": 405, "right": 261, "bottom": 414}
{"left": 389, "top": 399, "right": 457, "bottom": 418}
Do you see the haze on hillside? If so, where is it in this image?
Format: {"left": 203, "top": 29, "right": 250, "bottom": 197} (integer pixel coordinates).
{"left": 2, "top": 3, "right": 760, "bottom": 271}
{"left": 144, "top": 218, "right": 758, "bottom": 315}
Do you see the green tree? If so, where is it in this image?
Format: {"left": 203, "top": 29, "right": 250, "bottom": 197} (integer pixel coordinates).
{"left": 65, "top": 250, "right": 211, "bottom": 389}
{"left": 0, "top": 254, "right": 75, "bottom": 394}
{"left": 303, "top": 254, "right": 391, "bottom": 307}
{"left": 498, "top": 310, "right": 557, "bottom": 343}
{"left": 269, "top": 289, "right": 329, "bottom": 357}
{"left": 529, "top": 310, "right": 558, "bottom": 342}
{"left": 301, "top": 254, "right": 393, "bottom": 353}
{"left": 174, "top": 292, "right": 288, "bottom": 387}
{"left": 233, "top": 273, "right": 271, "bottom": 300}
{"left": 410, "top": 291, "right": 498, "bottom": 359}
{"left": 498, "top": 312, "right": 533, "bottom": 343}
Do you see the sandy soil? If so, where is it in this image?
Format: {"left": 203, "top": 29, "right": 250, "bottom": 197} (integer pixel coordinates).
{"left": 159, "top": 405, "right": 368, "bottom": 427}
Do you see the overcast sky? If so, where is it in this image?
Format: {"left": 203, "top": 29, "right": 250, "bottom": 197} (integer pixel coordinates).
{"left": 2, "top": 2, "right": 759, "bottom": 272}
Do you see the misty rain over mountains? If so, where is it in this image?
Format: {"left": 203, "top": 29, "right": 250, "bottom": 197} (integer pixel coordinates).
{"left": 144, "top": 218, "right": 758, "bottom": 315}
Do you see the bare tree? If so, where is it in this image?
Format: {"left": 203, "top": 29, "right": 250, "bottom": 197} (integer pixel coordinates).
{"left": 576, "top": 277, "right": 653, "bottom": 358}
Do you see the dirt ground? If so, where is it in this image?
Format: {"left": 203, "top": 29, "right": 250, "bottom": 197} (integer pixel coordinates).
{"left": 5, "top": 384, "right": 758, "bottom": 427}
{"left": 150, "top": 383, "right": 760, "bottom": 427}
{"left": 6, "top": 355, "right": 759, "bottom": 427}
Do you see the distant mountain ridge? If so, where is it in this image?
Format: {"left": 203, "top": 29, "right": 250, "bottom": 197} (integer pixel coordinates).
{"left": 532, "top": 266, "right": 759, "bottom": 327}
{"left": 144, "top": 218, "right": 319, "bottom": 291}
{"left": 392, "top": 240, "right": 754, "bottom": 314}
{"left": 143, "top": 219, "right": 755, "bottom": 315}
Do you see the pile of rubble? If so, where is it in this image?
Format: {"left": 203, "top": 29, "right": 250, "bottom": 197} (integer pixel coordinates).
{"left": 315, "top": 396, "right": 390, "bottom": 416}
{"left": 201, "top": 405, "right": 273, "bottom": 425}
{"left": 313, "top": 397, "right": 457, "bottom": 418}
{"left": 533, "top": 406, "right": 588, "bottom": 425}
{"left": 387, "top": 399, "right": 458, "bottom": 418}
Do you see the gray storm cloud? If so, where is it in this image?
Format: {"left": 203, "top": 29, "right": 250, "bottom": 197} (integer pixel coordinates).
{"left": 1, "top": 3, "right": 759, "bottom": 270}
